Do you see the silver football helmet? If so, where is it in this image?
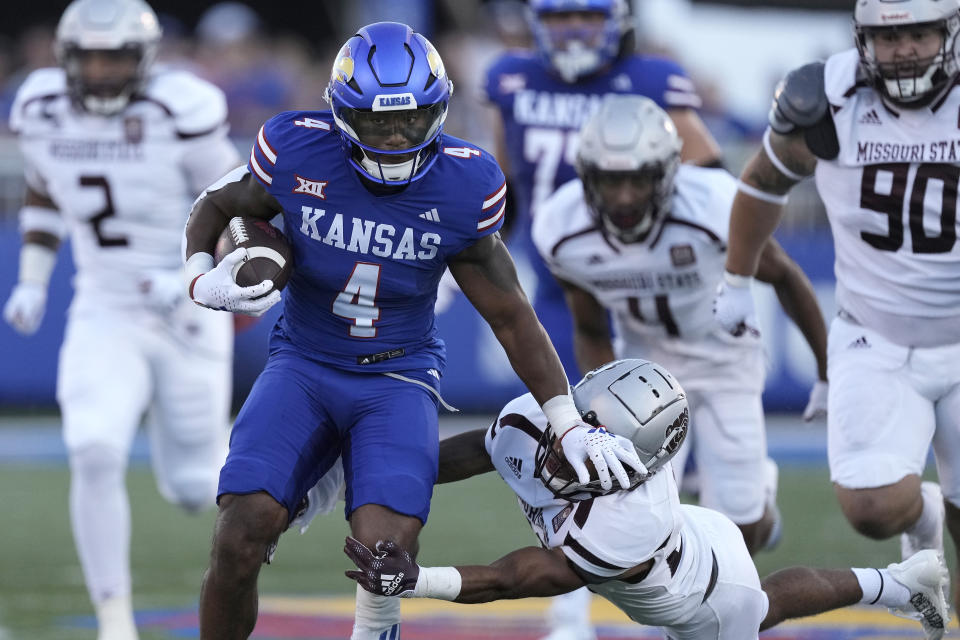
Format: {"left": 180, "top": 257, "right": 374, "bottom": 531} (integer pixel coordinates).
{"left": 854, "top": 0, "right": 960, "bottom": 106}
{"left": 575, "top": 95, "right": 681, "bottom": 244}
{"left": 534, "top": 359, "right": 689, "bottom": 499}
{"left": 55, "top": 0, "right": 162, "bottom": 115}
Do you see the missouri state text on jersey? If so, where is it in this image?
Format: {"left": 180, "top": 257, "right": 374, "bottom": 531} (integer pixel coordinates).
{"left": 248, "top": 111, "right": 506, "bottom": 372}
{"left": 485, "top": 52, "right": 701, "bottom": 219}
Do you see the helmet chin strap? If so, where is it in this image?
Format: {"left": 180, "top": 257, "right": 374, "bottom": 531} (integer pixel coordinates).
{"left": 884, "top": 61, "right": 940, "bottom": 102}
{"left": 81, "top": 92, "right": 132, "bottom": 116}
{"left": 551, "top": 41, "right": 602, "bottom": 83}
{"left": 359, "top": 149, "right": 426, "bottom": 182}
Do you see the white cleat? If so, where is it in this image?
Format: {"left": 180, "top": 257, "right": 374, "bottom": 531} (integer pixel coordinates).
{"left": 539, "top": 625, "right": 597, "bottom": 640}
{"left": 95, "top": 594, "right": 139, "bottom": 640}
{"left": 901, "top": 482, "right": 945, "bottom": 561}
{"left": 887, "top": 549, "right": 950, "bottom": 639}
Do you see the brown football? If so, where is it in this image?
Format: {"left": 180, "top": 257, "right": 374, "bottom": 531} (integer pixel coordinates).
{"left": 214, "top": 217, "right": 293, "bottom": 291}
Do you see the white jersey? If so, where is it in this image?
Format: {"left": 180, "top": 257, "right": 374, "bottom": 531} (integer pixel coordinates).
{"left": 485, "top": 393, "right": 718, "bottom": 628}
{"left": 532, "top": 166, "right": 764, "bottom": 391}
{"left": 10, "top": 67, "right": 240, "bottom": 306}
{"left": 818, "top": 48, "right": 960, "bottom": 347}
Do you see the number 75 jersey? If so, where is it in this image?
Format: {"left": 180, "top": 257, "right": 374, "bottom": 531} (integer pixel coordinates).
{"left": 818, "top": 49, "right": 960, "bottom": 346}
{"left": 247, "top": 110, "right": 506, "bottom": 373}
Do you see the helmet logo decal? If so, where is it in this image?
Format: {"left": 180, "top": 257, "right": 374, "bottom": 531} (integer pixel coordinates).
{"left": 880, "top": 11, "right": 913, "bottom": 23}
{"left": 663, "top": 407, "right": 689, "bottom": 455}
{"left": 373, "top": 92, "right": 418, "bottom": 111}
{"left": 333, "top": 45, "right": 354, "bottom": 83}
{"left": 426, "top": 47, "right": 445, "bottom": 79}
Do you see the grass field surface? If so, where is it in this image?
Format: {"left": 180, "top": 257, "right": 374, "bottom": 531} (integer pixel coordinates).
{"left": 0, "top": 417, "right": 950, "bottom": 639}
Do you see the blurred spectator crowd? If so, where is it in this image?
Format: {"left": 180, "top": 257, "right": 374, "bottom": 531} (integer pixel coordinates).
{"left": 0, "top": 0, "right": 826, "bottom": 228}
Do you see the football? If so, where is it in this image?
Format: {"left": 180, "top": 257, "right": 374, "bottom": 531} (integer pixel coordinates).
{"left": 214, "top": 217, "right": 293, "bottom": 291}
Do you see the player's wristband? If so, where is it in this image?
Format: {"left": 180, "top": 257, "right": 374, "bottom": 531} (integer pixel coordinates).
{"left": 723, "top": 271, "right": 753, "bottom": 289}
{"left": 542, "top": 393, "right": 580, "bottom": 434}
{"left": 18, "top": 243, "right": 57, "bottom": 287}
{"left": 413, "top": 566, "right": 462, "bottom": 600}
{"left": 184, "top": 252, "right": 215, "bottom": 299}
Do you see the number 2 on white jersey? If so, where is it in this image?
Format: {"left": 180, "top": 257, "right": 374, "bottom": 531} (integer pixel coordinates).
{"left": 334, "top": 262, "right": 381, "bottom": 337}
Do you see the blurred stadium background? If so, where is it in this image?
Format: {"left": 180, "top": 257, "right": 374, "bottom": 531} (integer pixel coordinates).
{"left": 0, "top": 0, "right": 948, "bottom": 638}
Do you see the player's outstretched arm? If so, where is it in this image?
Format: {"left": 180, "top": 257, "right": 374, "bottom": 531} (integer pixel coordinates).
{"left": 437, "top": 429, "right": 495, "bottom": 484}
{"left": 560, "top": 279, "right": 615, "bottom": 374}
{"left": 450, "top": 234, "right": 643, "bottom": 491}
{"left": 449, "top": 233, "right": 568, "bottom": 404}
{"left": 668, "top": 108, "right": 723, "bottom": 168}
{"left": 344, "top": 537, "right": 585, "bottom": 603}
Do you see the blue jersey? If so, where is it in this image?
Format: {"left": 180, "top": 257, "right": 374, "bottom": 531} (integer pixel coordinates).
{"left": 248, "top": 111, "right": 506, "bottom": 373}
{"left": 485, "top": 51, "right": 701, "bottom": 226}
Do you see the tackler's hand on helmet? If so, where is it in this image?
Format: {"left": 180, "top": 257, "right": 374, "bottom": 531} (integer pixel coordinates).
{"left": 536, "top": 359, "right": 689, "bottom": 499}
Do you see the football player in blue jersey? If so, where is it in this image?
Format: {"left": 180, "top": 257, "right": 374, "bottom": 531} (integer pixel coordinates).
{"left": 181, "top": 22, "right": 645, "bottom": 640}
{"left": 485, "top": 0, "right": 721, "bottom": 379}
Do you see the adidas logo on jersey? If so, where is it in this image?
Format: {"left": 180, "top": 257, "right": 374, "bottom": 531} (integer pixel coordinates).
{"left": 505, "top": 456, "right": 523, "bottom": 478}
{"left": 848, "top": 335, "right": 870, "bottom": 349}
{"left": 419, "top": 208, "right": 440, "bottom": 222}
{"left": 858, "top": 109, "right": 882, "bottom": 125}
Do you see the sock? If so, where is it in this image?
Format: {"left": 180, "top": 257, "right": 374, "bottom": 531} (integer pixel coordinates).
{"left": 852, "top": 567, "right": 910, "bottom": 608}
{"left": 547, "top": 586, "right": 592, "bottom": 629}
{"left": 351, "top": 584, "right": 401, "bottom": 640}
{"left": 69, "top": 445, "right": 132, "bottom": 603}
{"left": 905, "top": 484, "right": 941, "bottom": 543}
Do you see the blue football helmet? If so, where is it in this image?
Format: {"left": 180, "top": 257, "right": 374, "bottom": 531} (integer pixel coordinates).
{"left": 325, "top": 22, "right": 453, "bottom": 184}
{"left": 528, "top": 0, "right": 630, "bottom": 83}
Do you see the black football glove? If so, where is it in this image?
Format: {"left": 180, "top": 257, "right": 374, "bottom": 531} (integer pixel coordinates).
{"left": 344, "top": 536, "right": 420, "bottom": 597}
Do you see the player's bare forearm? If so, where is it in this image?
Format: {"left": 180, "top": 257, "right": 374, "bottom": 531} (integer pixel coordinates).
{"left": 184, "top": 172, "right": 281, "bottom": 258}
{"left": 756, "top": 239, "right": 828, "bottom": 380}
{"left": 453, "top": 546, "right": 584, "bottom": 604}
{"left": 437, "top": 429, "right": 495, "bottom": 484}
{"left": 727, "top": 131, "right": 814, "bottom": 276}
{"left": 669, "top": 108, "right": 722, "bottom": 167}
{"left": 562, "top": 280, "right": 614, "bottom": 374}
{"left": 451, "top": 235, "right": 570, "bottom": 403}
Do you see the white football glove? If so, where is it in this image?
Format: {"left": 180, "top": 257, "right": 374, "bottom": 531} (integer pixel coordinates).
{"left": 714, "top": 272, "right": 760, "bottom": 338}
{"left": 3, "top": 282, "right": 47, "bottom": 335}
{"left": 802, "top": 380, "right": 829, "bottom": 422}
{"left": 138, "top": 269, "right": 187, "bottom": 315}
{"left": 559, "top": 424, "right": 647, "bottom": 491}
{"left": 190, "top": 248, "right": 280, "bottom": 317}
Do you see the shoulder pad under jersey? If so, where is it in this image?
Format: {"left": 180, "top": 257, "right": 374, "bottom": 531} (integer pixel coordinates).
{"left": 768, "top": 62, "right": 828, "bottom": 134}
{"left": 768, "top": 61, "right": 839, "bottom": 160}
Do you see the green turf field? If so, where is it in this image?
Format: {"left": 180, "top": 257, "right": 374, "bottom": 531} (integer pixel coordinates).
{"left": 1, "top": 461, "right": 938, "bottom": 640}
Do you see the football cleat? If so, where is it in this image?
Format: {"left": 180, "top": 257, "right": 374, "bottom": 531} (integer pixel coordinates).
{"left": 887, "top": 549, "right": 950, "bottom": 639}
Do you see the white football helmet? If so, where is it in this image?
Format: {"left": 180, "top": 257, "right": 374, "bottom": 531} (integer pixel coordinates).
{"left": 575, "top": 95, "right": 681, "bottom": 243}
{"left": 535, "top": 359, "right": 689, "bottom": 499}
{"left": 854, "top": 0, "right": 960, "bottom": 106}
{"left": 55, "top": 0, "right": 162, "bottom": 115}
